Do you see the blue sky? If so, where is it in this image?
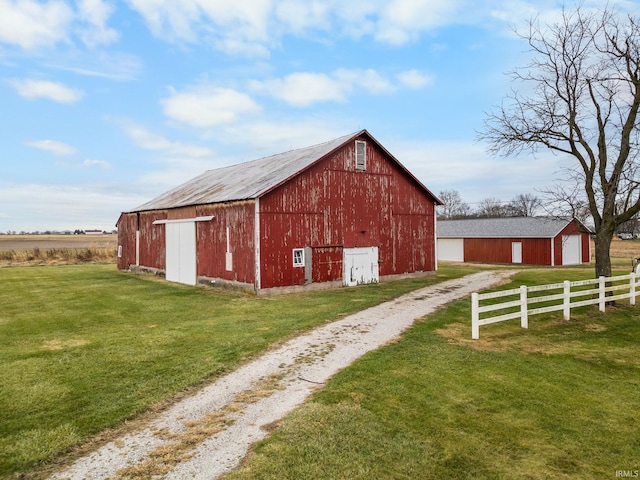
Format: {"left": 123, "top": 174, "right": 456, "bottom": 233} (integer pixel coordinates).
{"left": 1, "top": 0, "right": 635, "bottom": 232}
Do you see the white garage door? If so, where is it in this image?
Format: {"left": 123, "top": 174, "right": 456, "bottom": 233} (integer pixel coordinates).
{"left": 166, "top": 222, "right": 197, "bottom": 285}
{"left": 562, "top": 235, "right": 582, "bottom": 265}
{"left": 438, "top": 239, "right": 464, "bottom": 262}
{"left": 343, "top": 247, "right": 379, "bottom": 286}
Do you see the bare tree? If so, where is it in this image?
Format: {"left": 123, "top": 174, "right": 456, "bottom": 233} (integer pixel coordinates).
{"left": 476, "top": 197, "right": 510, "bottom": 217}
{"left": 437, "top": 190, "right": 472, "bottom": 219}
{"left": 481, "top": 6, "right": 640, "bottom": 277}
{"left": 539, "top": 183, "right": 592, "bottom": 223}
{"left": 509, "top": 193, "right": 542, "bottom": 216}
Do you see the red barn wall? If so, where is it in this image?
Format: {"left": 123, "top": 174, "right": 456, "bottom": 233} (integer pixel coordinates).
{"left": 258, "top": 134, "right": 436, "bottom": 289}
{"left": 195, "top": 202, "right": 255, "bottom": 285}
{"left": 553, "top": 221, "right": 590, "bottom": 265}
{"left": 116, "top": 213, "right": 137, "bottom": 270}
{"left": 464, "top": 238, "right": 552, "bottom": 265}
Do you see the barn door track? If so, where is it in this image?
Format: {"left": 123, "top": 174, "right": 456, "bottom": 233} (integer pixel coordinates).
{"left": 50, "top": 270, "right": 512, "bottom": 480}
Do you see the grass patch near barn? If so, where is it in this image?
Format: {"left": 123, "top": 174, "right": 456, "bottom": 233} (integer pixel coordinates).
{"left": 0, "top": 264, "right": 474, "bottom": 479}
{"left": 223, "top": 268, "right": 640, "bottom": 480}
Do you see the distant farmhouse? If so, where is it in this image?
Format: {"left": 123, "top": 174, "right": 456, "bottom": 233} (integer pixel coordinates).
{"left": 437, "top": 217, "right": 591, "bottom": 266}
{"left": 117, "top": 130, "right": 442, "bottom": 293}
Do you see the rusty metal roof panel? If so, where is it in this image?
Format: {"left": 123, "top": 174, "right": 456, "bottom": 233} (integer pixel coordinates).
{"left": 131, "top": 131, "right": 359, "bottom": 212}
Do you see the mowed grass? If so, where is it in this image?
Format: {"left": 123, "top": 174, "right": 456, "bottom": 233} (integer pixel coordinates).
{"left": 223, "top": 268, "right": 640, "bottom": 480}
{"left": 0, "top": 264, "right": 471, "bottom": 479}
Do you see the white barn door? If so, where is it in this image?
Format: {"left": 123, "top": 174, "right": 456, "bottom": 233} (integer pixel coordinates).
{"left": 438, "top": 239, "right": 464, "bottom": 262}
{"left": 343, "top": 247, "right": 379, "bottom": 286}
{"left": 562, "top": 235, "right": 582, "bottom": 265}
{"left": 511, "top": 242, "right": 522, "bottom": 264}
{"left": 165, "top": 222, "right": 197, "bottom": 285}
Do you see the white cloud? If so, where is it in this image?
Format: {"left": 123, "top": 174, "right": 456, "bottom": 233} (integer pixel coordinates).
{"left": 0, "top": 182, "right": 142, "bottom": 232}
{"left": 118, "top": 120, "right": 214, "bottom": 157}
{"left": 397, "top": 69, "right": 434, "bottom": 89}
{"left": 76, "top": 0, "right": 119, "bottom": 46}
{"left": 81, "top": 159, "right": 112, "bottom": 169}
{"left": 250, "top": 72, "right": 346, "bottom": 107}
{"left": 0, "top": 0, "right": 74, "bottom": 49}
{"left": 161, "top": 86, "right": 260, "bottom": 127}
{"left": 9, "top": 78, "right": 84, "bottom": 103}
{"left": 126, "top": 0, "right": 271, "bottom": 55}
{"left": 388, "top": 138, "right": 563, "bottom": 204}
{"left": 0, "top": 0, "right": 118, "bottom": 51}
{"left": 25, "top": 139, "right": 77, "bottom": 156}
{"left": 124, "top": 0, "right": 477, "bottom": 56}
{"left": 250, "top": 68, "right": 402, "bottom": 107}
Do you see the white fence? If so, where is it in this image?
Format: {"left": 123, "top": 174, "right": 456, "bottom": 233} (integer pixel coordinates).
{"left": 471, "top": 273, "right": 640, "bottom": 339}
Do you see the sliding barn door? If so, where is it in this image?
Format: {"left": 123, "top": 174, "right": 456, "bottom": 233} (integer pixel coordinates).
{"left": 165, "top": 222, "right": 197, "bottom": 285}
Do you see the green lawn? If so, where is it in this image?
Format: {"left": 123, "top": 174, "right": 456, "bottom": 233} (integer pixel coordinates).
{"left": 223, "top": 268, "right": 640, "bottom": 480}
{"left": 0, "top": 264, "right": 468, "bottom": 479}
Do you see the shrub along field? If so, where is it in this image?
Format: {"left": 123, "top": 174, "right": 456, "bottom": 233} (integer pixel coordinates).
{"left": 1, "top": 242, "right": 639, "bottom": 479}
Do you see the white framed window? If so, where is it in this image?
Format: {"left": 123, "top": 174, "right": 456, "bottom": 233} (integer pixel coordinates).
{"left": 355, "top": 140, "right": 366, "bottom": 171}
{"left": 293, "top": 248, "right": 305, "bottom": 267}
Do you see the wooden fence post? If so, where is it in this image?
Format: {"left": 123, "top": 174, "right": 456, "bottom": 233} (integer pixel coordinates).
{"left": 631, "top": 273, "right": 636, "bottom": 306}
{"left": 520, "top": 285, "right": 528, "bottom": 329}
{"left": 563, "top": 280, "right": 571, "bottom": 320}
{"left": 472, "top": 293, "right": 480, "bottom": 340}
{"left": 599, "top": 276, "right": 606, "bottom": 312}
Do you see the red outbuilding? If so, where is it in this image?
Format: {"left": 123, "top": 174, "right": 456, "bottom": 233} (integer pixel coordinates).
{"left": 116, "top": 130, "right": 442, "bottom": 293}
{"left": 437, "top": 217, "right": 592, "bottom": 266}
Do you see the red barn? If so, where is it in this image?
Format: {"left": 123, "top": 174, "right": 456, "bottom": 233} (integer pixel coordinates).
{"left": 437, "top": 217, "right": 592, "bottom": 266}
{"left": 117, "top": 130, "right": 442, "bottom": 293}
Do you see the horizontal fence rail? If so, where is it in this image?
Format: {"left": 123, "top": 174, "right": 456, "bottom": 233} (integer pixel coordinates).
{"left": 471, "top": 273, "right": 639, "bottom": 339}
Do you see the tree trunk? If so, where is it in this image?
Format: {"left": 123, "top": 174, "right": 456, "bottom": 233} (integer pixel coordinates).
{"left": 593, "top": 227, "right": 614, "bottom": 279}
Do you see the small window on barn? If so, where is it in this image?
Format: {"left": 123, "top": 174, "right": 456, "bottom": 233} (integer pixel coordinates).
{"left": 293, "top": 248, "right": 305, "bottom": 267}
{"left": 355, "top": 140, "right": 366, "bottom": 171}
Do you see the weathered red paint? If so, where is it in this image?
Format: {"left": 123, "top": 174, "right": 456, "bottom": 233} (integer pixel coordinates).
{"left": 464, "top": 237, "right": 552, "bottom": 265}
{"left": 116, "top": 131, "right": 440, "bottom": 291}
{"left": 461, "top": 219, "right": 590, "bottom": 266}
{"left": 258, "top": 134, "right": 436, "bottom": 288}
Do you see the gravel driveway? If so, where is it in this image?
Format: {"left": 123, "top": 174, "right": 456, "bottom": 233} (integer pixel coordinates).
{"left": 50, "top": 270, "right": 511, "bottom": 480}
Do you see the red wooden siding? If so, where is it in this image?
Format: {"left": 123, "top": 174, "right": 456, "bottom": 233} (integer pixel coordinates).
{"left": 259, "top": 135, "right": 436, "bottom": 289}
{"left": 553, "top": 221, "right": 591, "bottom": 265}
{"left": 138, "top": 211, "right": 167, "bottom": 269}
{"left": 117, "top": 210, "right": 168, "bottom": 271}
{"left": 464, "top": 238, "right": 552, "bottom": 265}
{"left": 195, "top": 202, "right": 255, "bottom": 285}
{"left": 117, "top": 213, "right": 137, "bottom": 270}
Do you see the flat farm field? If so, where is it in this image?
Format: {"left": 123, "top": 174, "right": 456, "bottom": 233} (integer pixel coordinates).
{"left": 0, "top": 235, "right": 117, "bottom": 266}
{"left": 0, "top": 234, "right": 117, "bottom": 252}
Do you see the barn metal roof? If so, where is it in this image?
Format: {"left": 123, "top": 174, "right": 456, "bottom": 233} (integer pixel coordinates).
{"left": 130, "top": 129, "right": 441, "bottom": 213}
{"left": 437, "top": 217, "right": 590, "bottom": 239}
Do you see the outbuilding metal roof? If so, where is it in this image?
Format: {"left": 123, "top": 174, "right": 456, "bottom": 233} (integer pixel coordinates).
{"left": 438, "top": 217, "right": 589, "bottom": 239}
{"left": 129, "top": 129, "right": 440, "bottom": 213}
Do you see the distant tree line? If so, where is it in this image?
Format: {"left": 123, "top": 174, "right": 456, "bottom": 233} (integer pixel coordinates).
{"left": 438, "top": 189, "right": 640, "bottom": 237}
{"left": 437, "top": 190, "right": 544, "bottom": 220}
